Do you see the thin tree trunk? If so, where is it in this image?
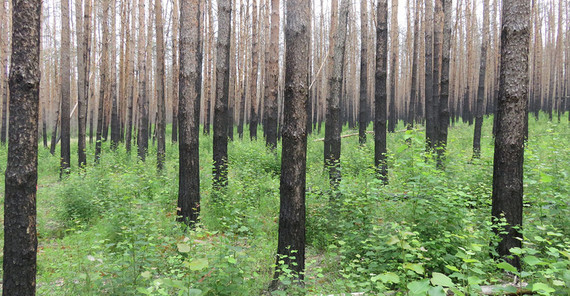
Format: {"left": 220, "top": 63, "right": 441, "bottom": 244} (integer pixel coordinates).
{"left": 436, "top": 0, "right": 451, "bottom": 170}
{"left": 264, "top": 0, "right": 280, "bottom": 149}
{"left": 388, "top": 0, "right": 398, "bottom": 133}
{"left": 248, "top": 0, "right": 259, "bottom": 140}
{"left": 271, "top": 0, "right": 310, "bottom": 288}
{"left": 358, "top": 0, "right": 368, "bottom": 145}
{"left": 375, "top": 0, "right": 388, "bottom": 184}
{"left": 171, "top": 0, "right": 180, "bottom": 144}
{"left": 2, "top": 0, "right": 41, "bottom": 293}
{"left": 324, "top": 0, "right": 349, "bottom": 188}
{"left": 425, "top": 0, "right": 435, "bottom": 150}
{"left": 137, "top": 0, "right": 149, "bottom": 161}
{"left": 473, "top": 0, "right": 489, "bottom": 159}
{"left": 96, "top": 0, "right": 110, "bottom": 162}
{"left": 213, "top": 0, "right": 231, "bottom": 188}
{"left": 492, "top": 0, "right": 530, "bottom": 271}
{"left": 155, "top": 0, "right": 166, "bottom": 171}
{"left": 60, "top": 0, "right": 71, "bottom": 175}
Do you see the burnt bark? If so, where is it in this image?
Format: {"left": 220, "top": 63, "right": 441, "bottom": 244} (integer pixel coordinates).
{"left": 358, "top": 0, "right": 368, "bottom": 145}
{"left": 425, "top": 0, "right": 435, "bottom": 150}
{"left": 213, "top": 0, "right": 231, "bottom": 188}
{"left": 264, "top": 0, "right": 280, "bottom": 149}
{"left": 137, "top": 0, "right": 149, "bottom": 161}
{"left": 473, "top": 0, "right": 489, "bottom": 159}
{"left": 271, "top": 0, "right": 310, "bottom": 288}
{"left": 178, "top": 0, "right": 202, "bottom": 225}
{"left": 171, "top": 0, "right": 180, "bottom": 143}
{"left": 3, "top": 0, "right": 41, "bottom": 294}
{"left": 60, "top": 0, "right": 71, "bottom": 175}
{"left": 436, "top": 0, "right": 451, "bottom": 170}
{"left": 324, "top": 0, "right": 349, "bottom": 188}
{"left": 155, "top": 0, "right": 166, "bottom": 171}
{"left": 77, "top": 0, "right": 91, "bottom": 167}
{"left": 248, "top": 0, "right": 259, "bottom": 140}
{"left": 492, "top": 0, "right": 530, "bottom": 271}
{"left": 375, "top": 0, "right": 388, "bottom": 184}
{"left": 96, "top": 0, "right": 110, "bottom": 162}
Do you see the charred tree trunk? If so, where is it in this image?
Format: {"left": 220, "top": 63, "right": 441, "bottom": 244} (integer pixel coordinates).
{"left": 155, "top": 0, "right": 166, "bottom": 171}
{"left": 324, "top": 0, "right": 349, "bottom": 188}
{"left": 178, "top": 0, "right": 202, "bottom": 225}
{"left": 425, "top": 0, "right": 435, "bottom": 150}
{"left": 492, "top": 0, "right": 530, "bottom": 271}
{"left": 264, "top": 0, "right": 280, "bottom": 149}
{"left": 60, "top": 0, "right": 71, "bottom": 175}
{"left": 435, "top": 0, "right": 451, "bottom": 170}
{"left": 2, "top": 1, "right": 41, "bottom": 293}
{"left": 388, "top": 0, "right": 398, "bottom": 133}
{"left": 358, "top": 0, "right": 368, "bottom": 145}
{"left": 271, "top": 0, "right": 310, "bottom": 288}
{"left": 213, "top": 0, "right": 231, "bottom": 188}
{"left": 96, "top": 0, "right": 110, "bottom": 162}
{"left": 248, "top": 0, "right": 259, "bottom": 140}
{"left": 473, "top": 0, "right": 489, "bottom": 159}
{"left": 171, "top": 0, "right": 180, "bottom": 143}
{"left": 375, "top": 0, "right": 388, "bottom": 184}
{"left": 137, "top": 0, "right": 149, "bottom": 161}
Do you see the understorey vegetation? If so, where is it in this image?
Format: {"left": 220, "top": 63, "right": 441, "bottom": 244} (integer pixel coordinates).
{"left": 0, "top": 115, "right": 568, "bottom": 295}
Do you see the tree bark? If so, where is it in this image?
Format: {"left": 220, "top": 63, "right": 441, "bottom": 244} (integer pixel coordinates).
{"left": 213, "top": 0, "right": 231, "bottom": 188}
{"left": 171, "top": 0, "right": 180, "bottom": 144}
{"left": 271, "top": 0, "right": 310, "bottom": 288}
{"left": 375, "top": 0, "right": 388, "bottom": 184}
{"left": 492, "top": 0, "right": 530, "bottom": 271}
{"left": 137, "top": 0, "right": 149, "bottom": 161}
{"left": 178, "top": 0, "right": 202, "bottom": 225}
{"left": 436, "top": 0, "right": 451, "bottom": 170}
{"left": 424, "top": 0, "right": 435, "bottom": 150}
{"left": 2, "top": 0, "right": 41, "bottom": 294}
{"left": 248, "top": 0, "right": 259, "bottom": 140}
{"left": 264, "top": 0, "right": 280, "bottom": 149}
{"left": 473, "top": 0, "right": 489, "bottom": 159}
{"left": 388, "top": 0, "right": 398, "bottom": 133}
{"left": 358, "top": 0, "right": 368, "bottom": 145}
{"left": 324, "top": 0, "right": 349, "bottom": 188}
{"left": 60, "top": 0, "right": 71, "bottom": 175}
{"left": 77, "top": 0, "right": 91, "bottom": 168}
{"left": 96, "top": 0, "right": 110, "bottom": 162}
{"left": 155, "top": 0, "right": 166, "bottom": 171}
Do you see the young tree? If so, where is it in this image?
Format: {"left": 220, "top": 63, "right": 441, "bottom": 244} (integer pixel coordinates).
{"left": 492, "top": 0, "right": 530, "bottom": 271}
{"left": 375, "top": 0, "right": 388, "bottom": 184}
{"left": 473, "top": 0, "right": 489, "bottom": 159}
{"left": 60, "top": 0, "right": 71, "bottom": 174}
{"left": 3, "top": 0, "right": 42, "bottom": 293}
{"left": 178, "top": 0, "right": 202, "bottom": 225}
{"left": 358, "top": 0, "right": 368, "bottom": 145}
{"left": 155, "top": 0, "right": 166, "bottom": 171}
{"left": 324, "top": 0, "right": 349, "bottom": 188}
{"left": 271, "top": 0, "right": 310, "bottom": 288}
{"left": 248, "top": 0, "right": 260, "bottom": 140}
{"left": 213, "top": 0, "right": 231, "bottom": 188}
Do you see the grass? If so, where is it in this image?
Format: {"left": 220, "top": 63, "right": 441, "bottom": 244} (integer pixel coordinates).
{"left": 0, "top": 113, "right": 569, "bottom": 295}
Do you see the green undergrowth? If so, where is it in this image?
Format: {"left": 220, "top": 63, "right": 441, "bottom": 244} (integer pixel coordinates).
{"left": 0, "top": 113, "right": 568, "bottom": 295}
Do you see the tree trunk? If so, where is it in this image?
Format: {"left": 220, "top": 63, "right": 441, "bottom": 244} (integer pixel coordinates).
{"left": 96, "top": 0, "right": 110, "bottom": 162}
{"left": 375, "top": 0, "right": 388, "bottom": 184}
{"left": 435, "top": 0, "right": 451, "bottom": 170}
{"left": 178, "top": 0, "right": 202, "bottom": 225}
{"left": 271, "top": 0, "right": 310, "bottom": 288}
{"left": 408, "top": 0, "right": 420, "bottom": 128}
{"left": 388, "top": 0, "right": 398, "bottom": 133}
{"left": 424, "top": 0, "right": 435, "bottom": 150}
{"left": 473, "top": 0, "right": 489, "bottom": 159}
{"left": 125, "top": 0, "right": 135, "bottom": 153}
{"left": 264, "top": 0, "right": 280, "bottom": 149}
{"left": 492, "top": 0, "right": 530, "bottom": 271}
{"left": 213, "top": 0, "right": 231, "bottom": 188}
{"left": 137, "top": 0, "right": 149, "bottom": 161}
{"left": 171, "top": 0, "right": 180, "bottom": 144}
{"left": 60, "top": 0, "right": 71, "bottom": 175}
{"left": 155, "top": 0, "right": 166, "bottom": 171}
{"left": 2, "top": 1, "right": 41, "bottom": 293}
{"left": 248, "top": 0, "right": 259, "bottom": 140}
{"left": 358, "top": 0, "right": 368, "bottom": 145}
{"left": 77, "top": 0, "right": 91, "bottom": 168}
{"left": 324, "top": 0, "right": 349, "bottom": 188}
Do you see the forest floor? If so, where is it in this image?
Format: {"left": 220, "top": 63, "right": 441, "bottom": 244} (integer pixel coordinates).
{"left": 0, "top": 114, "right": 569, "bottom": 295}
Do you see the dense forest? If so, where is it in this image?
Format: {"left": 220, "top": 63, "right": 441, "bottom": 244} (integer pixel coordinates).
{"left": 0, "top": 0, "right": 569, "bottom": 295}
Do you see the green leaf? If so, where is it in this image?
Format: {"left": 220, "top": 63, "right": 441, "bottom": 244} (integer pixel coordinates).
{"left": 540, "top": 172, "right": 553, "bottom": 183}
{"left": 445, "top": 265, "right": 460, "bottom": 272}
{"left": 378, "top": 272, "right": 400, "bottom": 284}
{"left": 188, "top": 289, "right": 203, "bottom": 296}
{"left": 523, "top": 255, "right": 543, "bottom": 266}
{"left": 428, "top": 286, "right": 446, "bottom": 296}
{"left": 532, "top": 283, "right": 555, "bottom": 294}
{"left": 188, "top": 258, "right": 209, "bottom": 271}
{"left": 497, "top": 261, "right": 518, "bottom": 273}
{"left": 431, "top": 272, "right": 454, "bottom": 287}
{"left": 140, "top": 271, "right": 152, "bottom": 279}
{"left": 177, "top": 243, "right": 191, "bottom": 253}
{"left": 407, "top": 279, "right": 430, "bottom": 296}
{"left": 387, "top": 236, "right": 400, "bottom": 245}
{"left": 227, "top": 256, "right": 237, "bottom": 264}
{"left": 404, "top": 263, "right": 425, "bottom": 274}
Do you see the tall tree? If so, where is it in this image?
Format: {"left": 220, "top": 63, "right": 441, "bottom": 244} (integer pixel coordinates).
{"left": 425, "top": 0, "right": 435, "bottom": 150}
{"left": 155, "top": 0, "right": 166, "bottom": 171}
{"left": 137, "top": 0, "right": 149, "bottom": 161}
{"left": 178, "top": 0, "right": 202, "bottom": 225}
{"left": 408, "top": 0, "right": 420, "bottom": 127}
{"left": 388, "top": 0, "right": 399, "bottom": 133}
{"left": 77, "top": 0, "right": 91, "bottom": 167}
{"left": 264, "top": 0, "right": 280, "bottom": 149}
{"left": 213, "top": 0, "right": 231, "bottom": 188}
{"left": 435, "top": 0, "right": 451, "bottom": 169}
{"left": 96, "top": 0, "right": 110, "bottom": 162}
{"left": 375, "top": 0, "right": 388, "bottom": 184}
{"left": 492, "top": 0, "right": 530, "bottom": 271}
{"left": 0, "top": 0, "right": 8, "bottom": 146}
{"left": 473, "top": 0, "right": 490, "bottom": 159}
{"left": 171, "top": 0, "right": 180, "bottom": 143}
{"left": 271, "top": 0, "right": 310, "bottom": 288}
{"left": 2, "top": 0, "right": 41, "bottom": 293}
{"left": 60, "top": 0, "right": 71, "bottom": 174}
{"left": 248, "top": 0, "right": 260, "bottom": 140}
{"left": 324, "top": 0, "right": 349, "bottom": 188}
{"left": 358, "top": 0, "right": 368, "bottom": 145}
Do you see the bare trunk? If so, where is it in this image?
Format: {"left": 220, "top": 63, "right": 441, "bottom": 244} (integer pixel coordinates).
{"left": 375, "top": 0, "right": 388, "bottom": 184}
{"left": 155, "top": 0, "right": 166, "bottom": 171}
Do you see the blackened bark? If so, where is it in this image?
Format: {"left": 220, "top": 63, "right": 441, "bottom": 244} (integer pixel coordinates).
{"left": 96, "top": 0, "right": 110, "bottom": 162}
{"left": 358, "top": 0, "right": 368, "bottom": 145}
{"left": 213, "top": 0, "right": 231, "bottom": 188}
{"left": 408, "top": 0, "right": 420, "bottom": 128}
{"left": 264, "top": 0, "right": 280, "bottom": 150}
{"left": 50, "top": 101, "right": 60, "bottom": 155}
{"left": 3, "top": 0, "right": 41, "bottom": 294}
{"left": 324, "top": 0, "right": 349, "bottom": 188}
{"left": 61, "top": 0, "right": 71, "bottom": 175}
{"left": 137, "top": 0, "right": 149, "bottom": 161}
{"left": 78, "top": 0, "right": 91, "bottom": 167}
{"left": 248, "top": 0, "right": 259, "bottom": 140}
{"left": 156, "top": 0, "right": 166, "bottom": 171}
{"left": 388, "top": 0, "right": 398, "bottom": 133}
{"left": 436, "top": 0, "right": 451, "bottom": 170}
{"left": 375, "top": 0, "right": 388, "bottom": 184}
{"left": 425, "top": 0, "right": 435, "bottom": 151}
{"left": 473, "top": 0, "right": 489, "bottom": 159}
{"left": 433, "top": 0, "right": 442, "bottom": 151}
{"left": 0, "top": 80, "right": 7, "bottom": 145}
{"left": 178, "top": 0, "right": 202, "bottom": 225}
{"left": 42, "top": 107, "right": 48, "bottom": 148}
{"left": 492, "top": 0, "right": 530, "bottom": 271}
{"left": 171, "top": 0, "right": 179, "bottom": 144}
{"left": 271, "top": 0, "right": 310, "bottom": 288}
